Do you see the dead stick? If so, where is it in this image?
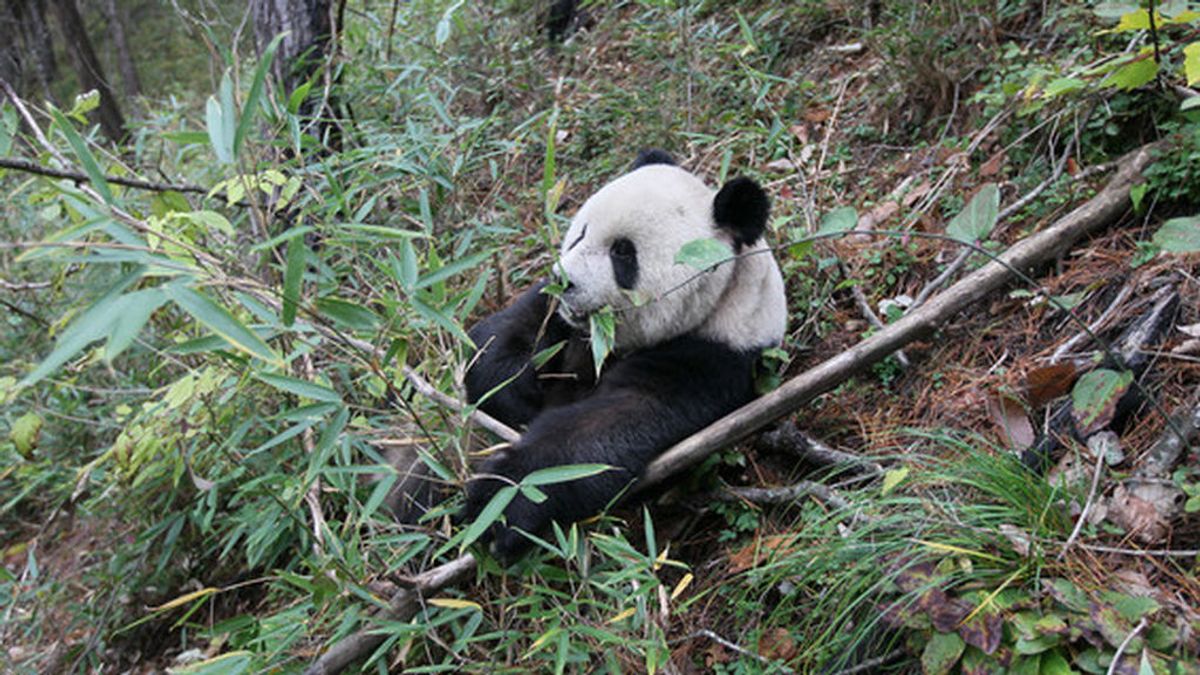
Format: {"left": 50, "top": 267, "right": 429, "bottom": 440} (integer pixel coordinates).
{"left": 0, "top": 156, "right": 208, "bottom": 194}
{"left": 303, "top": 554, "right": 477, "bottom": 675}
{"left": 305, "top": 140, "right": 1164, "bottom": 674}
{"left": 637, "top": 140, "right": 1162, "bottom": 488}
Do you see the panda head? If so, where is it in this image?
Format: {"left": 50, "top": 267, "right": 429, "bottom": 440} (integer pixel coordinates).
{"left": 556, "top": 151, "right": 786, "bottom": 352}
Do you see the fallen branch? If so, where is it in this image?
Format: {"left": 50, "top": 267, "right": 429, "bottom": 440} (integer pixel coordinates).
{"left": 306, "top": 140, "right": 1165, "bottom": 673}
{"left": 303, "top": 554, "right": 476, "bottom": 675}
{"left": 724, "top": 480, "right": 853, "bottom": 510}
{"left": 755, "top": 422, "right": 883, "bottom": 476}
{"left": 640, "top": 141, "right": 1164, "bottom": 488}
{"left": 0, "top": 156, "right": 208, "bottom": 194}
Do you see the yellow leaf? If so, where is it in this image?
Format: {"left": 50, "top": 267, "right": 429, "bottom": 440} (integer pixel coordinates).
{"left": 881, "top": 466, "right": 909, "bottom": 495}
{"left": 607, "top": 606, "right": 638, "bottom": 624}
{"left": 1114, "top": 9, "right": 1153, "bottom": 31}
{"left": 428, "top": 598, "right": 481, "bottom": 611}
{"left": 152, "top": 586, "right": 219, "bottom": 611}
{"left": 670, "top": 573, "right": 694, "bottom": 601}
{"left": 1185, "top": 42, "right": 1200, "bottom": 86}
{"left": 914, "top": 539, "right": 1004, "bottom": 562}
{"left": 529, "top": 628, "right": 559, "bottom": 652}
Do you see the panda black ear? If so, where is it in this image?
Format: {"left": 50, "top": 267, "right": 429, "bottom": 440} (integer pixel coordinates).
{"left": 631, "top": 148, "right": 676, "bottom": 170}
{"left": 713, "top": 176, "right": 769, "bottom": 248}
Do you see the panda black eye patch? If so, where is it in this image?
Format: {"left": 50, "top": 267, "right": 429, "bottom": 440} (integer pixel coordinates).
{"left": 609, "top": 237, "right": 638, "bottom": 290}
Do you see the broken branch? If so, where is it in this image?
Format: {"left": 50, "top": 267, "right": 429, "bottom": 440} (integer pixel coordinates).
{"left": 640, "top": 141, "right": 1164, "bottom": 488}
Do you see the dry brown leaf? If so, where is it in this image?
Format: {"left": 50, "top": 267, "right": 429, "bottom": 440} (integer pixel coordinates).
{"left": 979, "top": 150, "right": 1006, "bottom": 177}
{"left": 764, "top": 158, "right": 797, "bottom": 173}
{"left": 758, "top": 628, "right": 798, "bottom": 662}
{"left": 856, "top": 201, "right": 900, "bottom": 231}
{"left": 1106, "top": 483, "right": 1178, "bottom": 544}
{"left": 1173, "top": 338, "right": 1200, "bottom": 356}
{"left": 997, "top": 524, "right": 1031, "bottom": 557}
{"left": 988, "top": 395, "right": 1035, "bottom": 448}
{"left": 1023, "top": 363, "right": 1077, "bottom": 408}
{"left": 804, "top": 108, "right": 830, "bottom": 123}
{"left": 902, "top": 180, "right": 932, "bottom": 207}
{"left": 1178, "top": 322, "right": 1200, "bottom": 338}
{"left": 727, "top": 534, "right": 800, "bottom": 573}
{"left": 789, "top": 123, "right": 810, "bottom": 144}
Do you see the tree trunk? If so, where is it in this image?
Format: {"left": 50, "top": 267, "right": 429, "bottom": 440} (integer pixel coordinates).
{"left": 48, "top": 0, "right": 125, "bottom": 143}
{"left": 2, "top": 0, "right": 57, "bottom": 100}
{"left": 99, "top": 0, "right": 141, "bottom": 100}
{"left": 251, "top": 0, "right": 334, "bottom": 116}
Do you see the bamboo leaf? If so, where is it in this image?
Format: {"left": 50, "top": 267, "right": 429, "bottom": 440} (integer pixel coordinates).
{"left": 282, "top": 233, "right": 306, "bottom": 326}
{"left": 947, "top": 183, "right": 1000, "bottom": 243}
{"left": 50, "top": 108, "right": 114, "bottom": 205}
{"left": 817, "top": 206, "right": 859, "bottom": 234}
{"left": 257, "top": 373, "right": 342, "bottom": 403}
{"left": 522, "top": 463, "right": 611, "bottom": 487}
{"left": 460, "top": 486, "right": 517, "bottom": 552}
{"left": 105, "top": 288, "right": 167, "bottom": 361}
{"left": 234, "top": 32, "right": 286, "bottom": 156}
{"left": 1151, "top": 215, "right": 1200, "bottom": 253}
{"left": 675, "top": 238, "right": 733, "bottom": 270}
{"left": 165, "top": 284, "right": 280, "bottom": 365}
{"left": 413, "top": 250, "right": 491, "bottom": 290}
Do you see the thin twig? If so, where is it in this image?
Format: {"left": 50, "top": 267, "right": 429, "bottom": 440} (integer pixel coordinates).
{"left": 1106, "top": 617, "right": 1147, "bottom": 675}
{"left": 1059, "top": 432, "right": 1115, "bottom": 560}
{"left": 756, "top": 422, "right": 883, "bottom": 476}
{"left": 1080, "top": 543, "right": 1200, "bottom": 557}
{"left": 849, "top": 278, "right": 910, "bottom": 367}
{"left": 671, "top": 629, "right": 793, "bottom": 673}
{"left": 0, "top": 156, "right": 208, "bottom": 194}
{"left": 830, "top": 649, "right": 904, "bottom": 675}
{"left": 1050, "top": 284, "right": 1133, "bottom": 362}
{"left": 0, "top": 278, "right": 52, "bottom": 291}
{"left": 725, "top": 480, "right": 853, "bottom": 510}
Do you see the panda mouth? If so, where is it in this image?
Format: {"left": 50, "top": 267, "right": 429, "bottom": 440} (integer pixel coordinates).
{"left": 556, "top": 300, "right": 592, "bottom": 332}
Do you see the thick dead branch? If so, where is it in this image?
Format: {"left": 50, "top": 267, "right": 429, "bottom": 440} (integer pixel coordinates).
{"left": 756, "top": 422, "right": 883, "bottom": 476}
{"left": 303, "top": 554, "right": 476, "bottom": 675}
{"left": 641, "top": 141, "right": 1165, "bottom": 488}
{"left": 724, "top": 481, "right": 854, "bottom": 511}
{"left": 1137, "top": 397, "right": 1200, "bottom": 479}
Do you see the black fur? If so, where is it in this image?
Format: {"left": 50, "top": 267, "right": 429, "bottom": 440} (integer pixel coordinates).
{"left": 464, "top": 286, "right": 760, "bottom": 558}
{"left": 609, "top": 237, "right": 638, "bottom": 290}
{"left": 631, "top": 148, "right": 677, "bottom": 170}
{"left": 713, "top": 176, "right": 770, "bottom": 249}
{"left": 465, "top": 281, "right": 594, "bottom": 427}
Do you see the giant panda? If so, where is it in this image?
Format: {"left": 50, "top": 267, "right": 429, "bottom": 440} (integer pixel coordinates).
{"left": 462, "top": 150, "right": 787, "bottom": 558}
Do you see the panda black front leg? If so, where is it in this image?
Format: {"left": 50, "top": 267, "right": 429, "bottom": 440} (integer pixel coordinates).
{"left": 464, "top": 281, "right": 574, "bottom": 429}
{"left": 464, "top": 337, "right": 759, "bottom": 559}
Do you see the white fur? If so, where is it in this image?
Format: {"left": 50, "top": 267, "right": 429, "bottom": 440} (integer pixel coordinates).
{"left": 557, "top": 164, "right": 787, "bottom": 352}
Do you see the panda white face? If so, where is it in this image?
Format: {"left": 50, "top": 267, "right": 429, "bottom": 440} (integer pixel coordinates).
{"left": 556, "top": 163, "right": 787, "bottom": 353}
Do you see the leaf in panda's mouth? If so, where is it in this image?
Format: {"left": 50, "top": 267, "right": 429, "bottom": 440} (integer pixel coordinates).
{"left": 588, "top": 307, "right": 616, "bottom": 377}
{"left": 675, "top": 237, "right": 734, "bottom": 270}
